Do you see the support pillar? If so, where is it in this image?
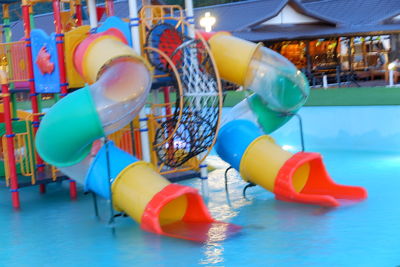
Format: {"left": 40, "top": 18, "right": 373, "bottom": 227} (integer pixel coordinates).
{"left": 1, "top": 74, "right": 20, "bottom": 209}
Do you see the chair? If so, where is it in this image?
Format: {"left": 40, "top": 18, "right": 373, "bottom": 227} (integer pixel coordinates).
{"left": 370, "top": 69, "right": 386, "bottom": 80}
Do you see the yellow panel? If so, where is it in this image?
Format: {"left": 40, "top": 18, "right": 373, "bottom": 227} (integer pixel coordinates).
{"left": 64, "top": 25, "right": 90, "bottom": 88}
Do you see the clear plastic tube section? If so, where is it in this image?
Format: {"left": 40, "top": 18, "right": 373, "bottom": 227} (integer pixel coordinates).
{"left": 59, "top": 57, "right": 152, "bottom": 184}
{"left": 221, "top": 46, "right": 310, "bottom": 134}
{"left": 244, "top": 46, "right": 309, "bottom": 113}
{"left": 91, "top": 57, "right": 152, "bottom": 135}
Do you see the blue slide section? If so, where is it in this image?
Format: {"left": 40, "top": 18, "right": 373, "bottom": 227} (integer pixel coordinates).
{"left": 215, "top": 120, "right": 263, "bottom": 170}
{"left": 85, "top": 141, "right": 138, "bottom": 199}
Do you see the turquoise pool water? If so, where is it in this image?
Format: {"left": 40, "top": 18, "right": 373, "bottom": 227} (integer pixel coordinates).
{"left": 1, "top": 106, "right": 400, "bottom": 266}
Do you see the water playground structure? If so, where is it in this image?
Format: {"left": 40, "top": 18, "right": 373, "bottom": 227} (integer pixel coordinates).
{"left": 0, "top": 0, "right": 367, "bottom": 242}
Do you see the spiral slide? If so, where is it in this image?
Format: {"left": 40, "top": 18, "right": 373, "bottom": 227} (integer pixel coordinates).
{"left": 207, "top": 33, "right": 367, "bottom": 207}
{"left": 35, "top": 28, "right": 240, "bottom": 242}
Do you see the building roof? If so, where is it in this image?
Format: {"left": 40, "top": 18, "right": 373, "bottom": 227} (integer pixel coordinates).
{"left": 194, "top": 0, "right": 293, "bottom": 31}
{"left": 6, "top": 0, "right": 400, "bottom": 42}
{"left": 194, "top": 0, "right": 400, "bottom": 41}
{"left": 194, "top": 0, "right": 335, "bottom": 31}
{"left": 303, "top": 0, "right": 400, "bottom": 25}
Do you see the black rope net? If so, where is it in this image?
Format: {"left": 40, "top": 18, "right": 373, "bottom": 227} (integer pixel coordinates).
{"left": 145, "top": 23, "right": 221, "bottom": 168}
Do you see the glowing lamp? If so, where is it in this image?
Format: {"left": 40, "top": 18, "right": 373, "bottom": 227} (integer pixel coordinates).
{"left": 200, "top": 12, "right": 216, "bottom": 33}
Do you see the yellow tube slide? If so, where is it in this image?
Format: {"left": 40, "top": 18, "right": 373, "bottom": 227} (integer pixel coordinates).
{"left": 240, "top": 135, "right": 310, "bottom": 193}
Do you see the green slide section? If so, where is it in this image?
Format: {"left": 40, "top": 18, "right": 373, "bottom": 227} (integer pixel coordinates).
{"left": 247, "top": 94, "right": 295, "bottom": 134}
{"left": 35, "top": 86, "right": 105, "bottom": 167}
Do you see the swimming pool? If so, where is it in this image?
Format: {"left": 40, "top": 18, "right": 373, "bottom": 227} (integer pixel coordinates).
{"left": 1, "top": 106, "right": 400, "bottom": 266}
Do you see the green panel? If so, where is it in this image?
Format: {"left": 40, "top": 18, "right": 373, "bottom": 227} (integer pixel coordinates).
{"left": 222, "top": 86, "right": 400, "bottom": 107}
{"left": 305, "top": 87, "right": 400, "bottom": 106}
{"left": 35, "top": 86, "right": 105, "bottom": 167}
{"left": 29, "top": 13, "right": 36, "bottom": 29}
{"left": 37, "top": 94, "right": 43, "bottom": 113}
{"left": 248, "top": 94, "right": 294, "bottom": 134}
{"left": 0, "top": 120, "right": 27, "bottom": 136}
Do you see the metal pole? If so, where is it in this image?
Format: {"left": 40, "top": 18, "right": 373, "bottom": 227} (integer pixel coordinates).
{"left": 184, "top": 0, "right": 195, "bottom": 38}
{"left": 137, "top": 111, "right": 150, "bottom": 162}
{"left": 199, "top": 160, "right": 209, "bottom": 201}
{"left": 128, "top": 0, "right": 151, "bottom": 162}
{"left": 128, "top": 0, "right": 140, "bottom": 54}
{"left": 294, "top": 113, "right": 305, "bottom": 152}
{"left": 92, "top": 192, "right": 100, "bottom": 220}
{"left": 349, "top": 37, "right": 354, "bottom": 72}
{"left": 87, "top": 0, "right": 98, "bottom": 31}
{"left": 305, "top": 40, "right": 311, "bottom": 76}
{"left": 389, "top": 69, "right": 394, "bottom": 86}
{"left": 105, "top": 140, "right": 116, "bottom": 227}
{"left": 322, "top": 74, "right": 328, "bottom": 88}
{"left": 184, "top": 0, "right": 209, "bottom": 198}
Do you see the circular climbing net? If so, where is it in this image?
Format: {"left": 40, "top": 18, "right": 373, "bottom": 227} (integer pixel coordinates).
{"left": 145, "top": 23, "right": 222, "bottom": 168}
